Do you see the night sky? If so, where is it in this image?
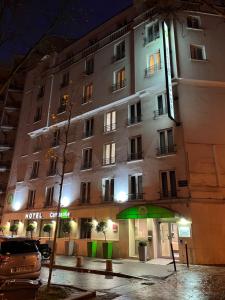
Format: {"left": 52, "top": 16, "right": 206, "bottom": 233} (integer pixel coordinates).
{"left": 0, "top": 0, "right": 132, "bottom": 64}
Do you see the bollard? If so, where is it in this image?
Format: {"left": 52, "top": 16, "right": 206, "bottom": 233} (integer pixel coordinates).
{"left": 105, "top": 259, "right": 113, "bottom": 272}
{"left": 76, "top": 256, "right": 84, "bottom": 268}
{"left": 185, "top": 242, "right": 189, "bottom": 268}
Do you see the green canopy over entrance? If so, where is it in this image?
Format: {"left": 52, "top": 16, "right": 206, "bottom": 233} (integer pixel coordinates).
{"left": 116, "top": 204, "right": 175, "bottom": 219}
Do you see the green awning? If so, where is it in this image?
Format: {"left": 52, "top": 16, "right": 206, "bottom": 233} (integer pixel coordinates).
{"left": 116, "top": 204, "right": 175, "bottom": 219}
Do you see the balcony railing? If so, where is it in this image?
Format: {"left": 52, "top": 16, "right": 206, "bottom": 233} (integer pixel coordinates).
{"left": 156, "top": 145, "right": 176, "bottom": 156}
{"left": 127, "top": 115, "right": 142, "bottom": 126}
{"left": 160, "top": 191, "right": 177, "bottom": 199}
{"left": 102, "top": 195, "right": 114, "bottom": 202}
{"left": 143, "top": 32, "right": 160, "bottom": 46}
{"left": 112, "top": 79, "right": 126, "bottom": 92}
{"left": 127, "top": 152, "right": 143, "bottom": 161}
{"left": 128, "top": 193, "right": 144, "bottom": 201}
{"left": 81, "top": 161, "right": 92, "bottom": 170}
{"left": 153, "top": 108, "right": 167, "bottom": 118}
{"left": 144, "top": 63, "right": 161, "bottom": 78}
{"left": 112, "top": 53, "right": 125, "bottom": 63}
{"left": 104, "top": 123, "right": 116, "bottom": 133}
{"left": 102, "top": 157, "right": 115, "bottom": 166}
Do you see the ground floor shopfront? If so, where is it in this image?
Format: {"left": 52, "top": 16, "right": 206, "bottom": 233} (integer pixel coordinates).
{"left": 2, "top": 201, "right": 225, "bottom": 264}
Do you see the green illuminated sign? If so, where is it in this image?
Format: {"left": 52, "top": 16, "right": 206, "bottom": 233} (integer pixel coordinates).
{"left": 60, "top": 208, "right": 70, "bottom": 219}
{"left": 116, "top": 205, "right": 175, "bottom": 219}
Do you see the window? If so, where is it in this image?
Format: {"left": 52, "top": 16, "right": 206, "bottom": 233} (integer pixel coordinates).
{"left": 45, "top": 186, "right": 55, "bottom": 207}
{"left": 128, "top": 136, "right": 142, "bottom": 161}
{"left": 145, "top": 50, "right": 161, "bottom": 77}
{"left": 160, "top": 170, "right": 177, "bottom": 198}
{"left": 190, "top": 45, "right": 206, "bottom": 60}
{"left": 37, "top": 85, "right": 45, "bottom": 98}
{"left": 104, "top": 111, "right": 116, "bottom": 132}
{"left": 157, "top": 128, "right": 175, "bottom": 156}
{"left": 113, "top": 40, "right": 125, "bottom": 62}
{"left": 80, "top": 182, "right": 91, "bottom": 204}
{"left": 154, "top": 94, "right": 167, "bottom": 118}
{"left": 128, "top": 101, "right": 142, "bottom": 125}
{"left": 61, "top": 72, "right": 69, "bottom": 88}
{"left": 52, "top": 129, "right": 60, "bottom": 147}
{"left": 84, "top": 118, "right": 94, "bottom": 138}
{"left": 80, "top": 218, "right": 92, "bottom": 239}
{"left": 85, "top": 58, "right": 94, "bottom": 75}
{"left": 30, "top": 161, "right": 39, "bottom": 179}
{"left": 103, "top": 142, "right": 115, "bottom": 165}
{"left": 34, "top": 105, "right": 42, "bottom": 123}
{"left": 102, "top": 178, "right": 114, "bottom": 202}
{"left": 145, "top": 21, "right": 160, "bottom": 44}
{"left": 83, "top": 83, "right": 93, "bottom": 103}
{"left": 112, "top": 68, "right": 125, "bottom": 91}
{"left": 129, "top": 174, "right": 143, "bottom": 200}
{"left": 81, "top": 148, "right": 92, "bottom": 170}
{"left": 57, "top": 96, "right": 67, "bottom": 114}
{"left": 48, "top": 157, "right": 57, "bottom": 176}
{"left": 27, "top": 190, "right": 36, "bottom": 209}
{"left": 187, "top": 15, "right": 201, "bottom": 29}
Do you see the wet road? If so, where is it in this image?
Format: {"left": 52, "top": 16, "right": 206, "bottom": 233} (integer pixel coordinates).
{"left": 41, "top": 265, "right": 225, "bottom": 299}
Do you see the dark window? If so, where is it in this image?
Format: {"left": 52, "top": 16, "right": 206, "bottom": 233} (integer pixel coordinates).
{"left": 61, "top": 72, "right": 69, "bottom": 88}
{"left": 160, "top": 170, "right": 177, "bottom": 198}
{"left": 37, "top": 85, "right": 45, "bottom": 98}
{"left": 80, "top": 218, "right": 91, "bottom": 239}
{"left": 45, "top": 186, "right": 54, "bottom": 207}
{"left": 129, "top": 136, "right": 142, "bottom": 161}
{"left": 129, "top": 175, "right": 143, "bottom": 200}
{"left": 103, "top": 178, "right": 114, "bottom": 202}
{"left": 85, "top": 58, "right": 94, "bottom": 75}
{"left": 84, "top": 118, "right": 94, "bottom": 138}
{"left": 1, "top": 241, "right": 38, "bottom": 254}
{"left": 30, "top": 161, "right": 39, "bottom": 179}
{"left": 187, "top": 16, "right": 200, "bottom": 29}
{"left": 27, "top": 190, "right": 36, "bottom": 209}
{"left": 146, "top": 22, "right": 160, "bottom": 44}
{"left": 114, "top": 40, "right": 125, "bottom": 61}
{"left": 190, "top": 45, "right": 205, "bottom": 60}
{"left": 129, "top": 101, "right": 141, "bottom": 125}
{"left": 80, "top": 182, "right": 91, "bottom": 203}
{"left": 34, "top": 106, "right": 42, "bottom": 123}
{"left": 81, "top": 148, "right": 92, "bottom": 169}
{"left": 52, "top": 129, "right": 60, "bottom": 147}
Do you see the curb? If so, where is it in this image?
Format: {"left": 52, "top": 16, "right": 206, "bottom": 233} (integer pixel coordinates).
{"left": 67, "top": 291, "right": 96, "bottom": 300}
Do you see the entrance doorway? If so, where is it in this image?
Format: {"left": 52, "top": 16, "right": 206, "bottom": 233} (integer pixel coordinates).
{"left": 159, "top": 222, "right": 179, "bottom": 258}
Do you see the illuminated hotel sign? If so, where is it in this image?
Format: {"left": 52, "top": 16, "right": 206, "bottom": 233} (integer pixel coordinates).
{"left": 25, "top": 209, "right": 70, "bottom": 220}
{"left": 163, "top": 21, "right": 175, "bottom": 120}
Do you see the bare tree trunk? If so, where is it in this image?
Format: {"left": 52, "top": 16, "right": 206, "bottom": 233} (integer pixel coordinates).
{"left": 47, "top": 103, "right": 72, "bottom": 289}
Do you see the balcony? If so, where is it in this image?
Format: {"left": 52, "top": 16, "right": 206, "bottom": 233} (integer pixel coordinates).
{"left": 156, "top": 145, "right": 176, "bottom": 156}
{"left": 80, "top": 162, "right": 92, "bottom": 170}
{"left": 160, "top": 191, "right": 177, "bottom": 199}
{"left": 112, "top": 53, "right": 125, "bottom": 63}
{"left": 127, "top": 152, "right": 143, "bottom": 162}
{"left": 128, "top": 193, "right": 144, "bottom": 201}
{"left": 0, "top": 161, "right": 10, "bottom": 172}
{"left": 153, "top": 108, "right": 167, "bottom": 119}
{"left": 104, "top": 123, "right": 116, "bottom": 133}
{"left": 112, "top": 79, "right": 126, "bottom": 92}
{"left": 102, "top": 157, "right": 115, "bottom": 166}
{"left": 144, "top": 63, "right": 161, "bottom": 78}
{"left": 127, "top": 115, "right": 142, "bottom": 126}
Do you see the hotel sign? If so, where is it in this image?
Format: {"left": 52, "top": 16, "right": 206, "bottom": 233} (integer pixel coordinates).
{"left": 25, "top": 209, "right": 70, "bottom": 220}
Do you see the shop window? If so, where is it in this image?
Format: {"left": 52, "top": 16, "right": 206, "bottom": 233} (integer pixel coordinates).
{"left": 128, "top": 101, "right": 142, "bottom": 125}
{"left": 33, "top": 135, "right": 42, "bottom": 153}
{"left": 104, "top": 111, "right": 116, "bottom": 132}
{"left": 45, "top": 186, "right": 55, "bottom": 207}
{"left": 80, "top": 182, "right": 91, "bottom": 203}
{"left": 160, "top": 170, "right": 177, "bottom": 198}
{"left": 129, "top": 174, "right": 143, "bottom": 200}
{"left": 80, "top": 218, "right": 92, "bottom": 239}
{"left": 128, "top": 136, "right": 142, "bottom": 161}
{"left": 103, "top": 142, "right": 115, "bottom": 165}
{"left": 27, "top": 190, "right": 36, "bottom": 209}
{"left": 102, "top": 178, "right": 114, "bottom": 202}
{"left": 30, "top": 161, "right": 40, "bottom": 179}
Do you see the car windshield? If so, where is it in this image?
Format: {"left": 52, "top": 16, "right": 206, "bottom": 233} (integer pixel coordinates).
{"left": 0, "top": 240, "right": 38, "bottom": 254}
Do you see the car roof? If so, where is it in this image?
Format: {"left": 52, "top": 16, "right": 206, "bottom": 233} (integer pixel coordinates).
{"left": 0, "top": 236, "right": 33, "bottom": 242}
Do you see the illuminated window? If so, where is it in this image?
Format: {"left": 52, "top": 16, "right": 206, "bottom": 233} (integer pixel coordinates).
{"left": 129, "top": 174, "right": 143, "bottom": 200}
{"left": 190, "top": 44, "right": 206, "bottom": 60}
{"left": 45, "top": 186, "right": 55, "bottom": 207}
{"left": 145, "top": 50, "right": 161, "bottom": 77}
{"left": 102, "top": 178, "right": 114, "bottom": 202}
{"left": 128, "top": 101, "right": 142, "bottom": 125}
{"left": 30, "top": 161, "right": 39, "bottom": 179}
{"left": 157, "top": 128, "right": 175, "bottom": 156}
{"left": 83, "top": 83, "right": 93, "bottom": 103}
{"left": 145, "top": 21, "right": 160, "bottom": 45}
{"left": 160, "top": 170, "right": 177, "bottom": 198}
{"left": 103, "top": 142, "right": 115, "bottom": 165}
{"left": 85, "top": 57, "right": 94, "bottom": 75}
{"left": 81, "top": 148, "right": 92, "bottom": 170}
{"left": 84, "top": 118, "right": 94, "bottom": 138}
{"left": 61, "top": 72, "right": 69, "bottom": 88}
{"left": 34, "top": 105, "right": 42, "bottom": 123}
{"left": 112, "top": 68, "right": 125, "bottom": 91}
{"left": 104, "top": 111, "right": 116, "bottom": 132}
{"left": 80, "top": 182, "right": 91, "bottom": 204}
{"left": 27, "top": 190, "right": 36, "bottom": 209}
{"left": 187, "top": 15, "right": 201, "bottom": 29}
{"left": 113, "top": 40, "right": 125, "bottom": 62}
{"left": 128, "top": 136, "right": 142, "bottom": 161}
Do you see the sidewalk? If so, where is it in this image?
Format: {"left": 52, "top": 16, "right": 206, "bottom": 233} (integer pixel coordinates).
{"left": 48, "top": 256, "right": 183, "bottom": 280}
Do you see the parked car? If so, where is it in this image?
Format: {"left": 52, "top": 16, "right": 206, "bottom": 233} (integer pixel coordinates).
{"left": 0, "top": 237, "right": 41, "bottom": 279}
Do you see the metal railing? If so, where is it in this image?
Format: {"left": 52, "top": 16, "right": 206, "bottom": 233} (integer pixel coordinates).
{"left": 153, "top": 108, "right": 167, "bottom": 118}
{"left": 143, "top": 32, "right": 160, "bottom": 45}
{"left": 112, "top": 53, "right": 125, "bottom": 63}
{"left": 156, "top": 145, "right": 176, "bottom": 156}
{"left": 82, "top": 95, "right": 92, "bottom": 103}
{"left": 104, "top": 123, "right": 116, "bottom": 132}
{"left": 128, "top": 193, "right": 144, "bottom": 201}
{"left": 112, "top": 79, "right": 126, "bottom": 92}
{"left": 144, "top": 63, "right": 161, "bottom": 78}
{"left": 102, "top": 195, "right": 114, "bottom": 202}
{"left": 127, "top": 115, "right": 142, "bottom": 125}
{"left": 127, "top": 152, "right": 143, "bottom": 161}
{"left": 102, "top": 157, "right": 116, "bottom": 166}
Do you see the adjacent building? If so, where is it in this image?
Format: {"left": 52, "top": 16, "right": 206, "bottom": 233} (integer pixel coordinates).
{"left": 2, "top": 0, "right": 225, "bottom": 264}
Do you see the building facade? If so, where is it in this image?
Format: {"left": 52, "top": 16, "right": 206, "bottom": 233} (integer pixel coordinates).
{"left": 2, "top": 1, "right": 225, "bottom": 264}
